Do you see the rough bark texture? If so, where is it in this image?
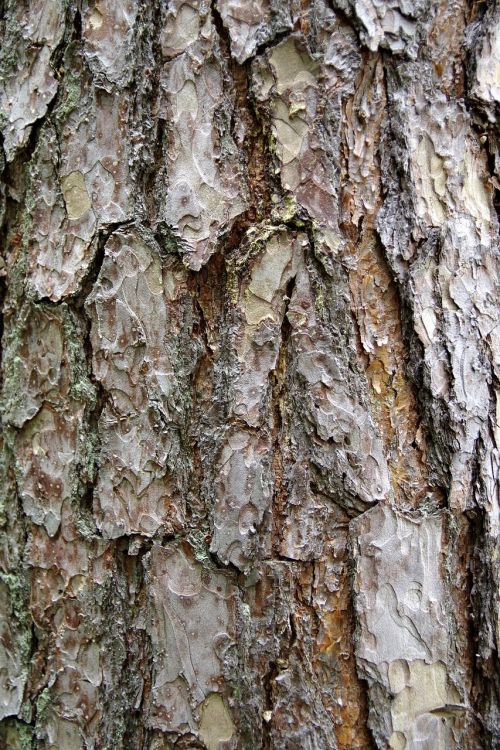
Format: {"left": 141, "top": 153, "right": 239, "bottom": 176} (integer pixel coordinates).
{"left": 0, "top": 1, "right": 499, "bottom": 749}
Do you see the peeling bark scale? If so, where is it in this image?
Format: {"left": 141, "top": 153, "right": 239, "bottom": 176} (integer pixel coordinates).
{"left": 0, "top": 1, "right": 499, "bottom": 749}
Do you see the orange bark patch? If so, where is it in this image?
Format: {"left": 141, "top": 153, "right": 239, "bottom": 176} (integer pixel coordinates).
{"left": 349, "top": 233, "right": 432, "bottom": 506}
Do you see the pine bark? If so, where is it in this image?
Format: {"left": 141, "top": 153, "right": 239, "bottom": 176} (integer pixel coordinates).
{"left": 0, "top": 1, "right": 499, "bottom": 749}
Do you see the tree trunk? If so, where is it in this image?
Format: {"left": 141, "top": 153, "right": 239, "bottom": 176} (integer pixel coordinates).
{"left": 0, "top": 1, "right": 499, "bottom": 748}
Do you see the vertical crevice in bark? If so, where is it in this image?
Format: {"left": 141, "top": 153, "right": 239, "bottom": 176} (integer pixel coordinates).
{"left": 269, "top": 273, "right": 294, "bottom": 559}
{"left": 468, "top": 468, "right": 500, "bottom": 746}
{"left": 187, "top": 248, "right": 231, "bottom": 532}
{"left": 134, "top": 0, "right": 166, "bottom": 234}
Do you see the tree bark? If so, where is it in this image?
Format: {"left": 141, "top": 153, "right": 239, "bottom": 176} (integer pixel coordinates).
{"left": 0, "top": 1, "right": 499, "bottom": 748}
